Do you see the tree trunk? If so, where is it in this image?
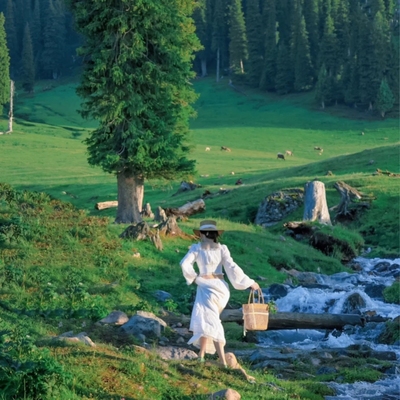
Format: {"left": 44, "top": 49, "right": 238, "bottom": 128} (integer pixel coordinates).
{"left": 220, "top": 310, "right": 367, "bottom": 330}
{"left": 303, "top": 180, "right": 331, "bottom": 225}
{"left": 7, "top": 80, "right": 14, "bottom": 134}
{"left": 165, "top": 198, "right": 206, "bottom": 218}
{"left": 163, "top": 311, "right": 378, "bottom": 330}
{"left": 115, "top": 172, "right": 144, "bottom": 223}
{"left": 201, "top": 58, "right": 207, "bottom": 77}
{"left": 216, "top": 47, "right": 220, "bottom": 82}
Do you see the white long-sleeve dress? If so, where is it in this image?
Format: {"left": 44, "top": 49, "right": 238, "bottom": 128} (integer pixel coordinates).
{"left": 180, "top": 242, "right": 255, "bottom": 354}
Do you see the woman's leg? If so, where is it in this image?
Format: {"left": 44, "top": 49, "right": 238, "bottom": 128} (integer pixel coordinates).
{"left": 214, "top": 340, "right": 227, "bottom": 366}
{"left": 199, "top": 336, "right": 208, "bottom": 359}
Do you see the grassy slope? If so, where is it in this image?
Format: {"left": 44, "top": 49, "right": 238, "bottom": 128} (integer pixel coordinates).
{"left": 0, "top": 78, "right": 399, "bottom": 399}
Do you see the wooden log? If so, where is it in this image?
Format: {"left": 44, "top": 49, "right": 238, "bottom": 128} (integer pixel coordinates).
{"left": 165, "top": 198, "right": 206, "bottom": 218}
{"left": 95, "top": 201, "right": 118, "bottom": 210}
{"left": 220, "top": 310, "right": 367, "bottom": 330}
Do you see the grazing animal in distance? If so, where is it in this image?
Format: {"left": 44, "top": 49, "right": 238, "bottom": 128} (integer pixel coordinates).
{"left": 314, "top": 146, "right": 323, "bottom": 151}
{"left": 221, "top": 146, "right": 231, "bottom": 152}
{"left": 205, "top": 147, "right": 210, "bottom": 151}
{"left": 285, "top": 150, "right": 293, "bottom": 156}
{"left": 235, "top": 178, "right": 243, "bottom": 185}
{"left": 277, "top": 153, "right": 285, "bottom": 160}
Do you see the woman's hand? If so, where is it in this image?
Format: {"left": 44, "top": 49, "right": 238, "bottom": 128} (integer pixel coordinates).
{"left": 250, "top": 282, "right": 260, "bottom": 291}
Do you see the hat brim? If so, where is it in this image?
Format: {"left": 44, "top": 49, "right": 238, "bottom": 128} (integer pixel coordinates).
{"left": 193, "top": 229, "right": 224, "bottom": 236}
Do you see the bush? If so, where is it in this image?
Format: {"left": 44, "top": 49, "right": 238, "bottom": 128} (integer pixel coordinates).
{"left": 0, "top": 329, "right": 71, "bottom": 399}
{"left": 383, "top": 281, "right": 400, "bottom": 305}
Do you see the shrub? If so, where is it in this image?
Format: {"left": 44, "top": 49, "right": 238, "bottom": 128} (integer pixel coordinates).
{"left": 383, "top": 281, "right": 400, "bottom": 304}
{"left": 0, "top": 328, "right": 71, "bottom": 399}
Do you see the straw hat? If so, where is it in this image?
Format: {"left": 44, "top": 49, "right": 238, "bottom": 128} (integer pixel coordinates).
{"left": 193, "top": 219, "right": 224, "bottom": 236}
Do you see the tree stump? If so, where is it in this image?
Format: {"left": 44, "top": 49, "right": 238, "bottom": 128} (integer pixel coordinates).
{"left": 141, "top": 203, "right": 154, "bottom": 219}
{"left": 154, "top": 206, "right": 168, "bottom": 223}
{"left": 158, "top": 216, "right": 185, "bottom": 237}
{"left": 303, "top": 180, "right": 331, "bottom": 225}
{"left": 119, "top": 221, "right": 163, "bottom": 250}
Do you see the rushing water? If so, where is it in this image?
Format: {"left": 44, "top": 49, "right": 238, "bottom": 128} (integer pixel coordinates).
{"left": 258, "top": 257, "right": 400, "bottom": 400}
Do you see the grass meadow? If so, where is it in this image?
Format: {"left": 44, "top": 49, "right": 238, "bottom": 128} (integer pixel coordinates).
{"left": 0, "top": 77, "right": 399, "bottom": 399}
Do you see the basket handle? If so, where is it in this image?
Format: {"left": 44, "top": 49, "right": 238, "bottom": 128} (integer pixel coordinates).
{"left": 247, "top": 288, "right": 265, "bottom": 304}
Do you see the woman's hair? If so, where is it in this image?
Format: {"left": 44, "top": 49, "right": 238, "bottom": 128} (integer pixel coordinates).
{"left": 200, "top": 230, "right": 220, "bottom": 243}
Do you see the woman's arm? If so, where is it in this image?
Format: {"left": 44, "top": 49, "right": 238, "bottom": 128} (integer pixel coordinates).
{"left": 180, "top": 244, "right": 199, "bottom": 285}
{"left": 221, "top": 245, "right": 257, "bottom": 290}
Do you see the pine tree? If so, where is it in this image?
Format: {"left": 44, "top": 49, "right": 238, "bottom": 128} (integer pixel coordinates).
{"left": 245, "top": 0, "right": 263, "bottom": 87}
{"left": 335, "top": 0, "right": 350, "bottom": 68}
{"left": 291, "top": 2, "right": 313, "bottom": 91}
{"left": 358, "top": 11, "right": 388, "bottom": 109}
{"left": 41, "top": 0, "right": 66, "bottom": 79}
{"left": 303, "top": 0, "right": 320, "bottom": 72}
{"left": 4, "top": 0, "right": 18, "bottom": 76}
{"left": 376, "top": 79, "right": 395, "bottom": 117}
{"left": 31, "top": 0, "right": 42, "bottom": 56}
{"left": 259, "top": 0, "right": 277, "bottom": 91}
{"left": 70, "top": 0, "right": 201, "bottom": 223}
{"left": 193, "top": 1, "right": 208, "bottom": 77}
{"left": 21, "top": 23, "right": 35, "bottom": 93}
{"left": 276, "top": 0, "right": 292, "bottom": 46}
{"left": 0, "top": 12, "right": 9, "bottom": 114}
{"left": 315, "top": 64, "right": 331, "bottom": 108}
{"left": 228, "top": 0, "right": 248, "bottom": 75}
{"left": 318, "top": 14, "right": 338, "bottom": 75}
{"left": 275, "top": 41, "right": 293, "bottom": 94}
{"left": 211, "top": 0, "right": 228, "bottom": 82}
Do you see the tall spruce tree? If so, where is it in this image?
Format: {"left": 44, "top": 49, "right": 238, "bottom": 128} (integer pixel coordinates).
{"left": 211, "top": 0, "right": 228, "bottom": 82}
{"left": 228, "top": 0, "right": 248, "bottom": 74}
{"left": 259, "top": 0, "right": 277, "bottom": 91}
{"left": 303, "top": 0, "right": 320, "bottom": 72}
{"left": 245, "top": 0, "right": 263, "bottom": 87}
{"left": 334, "top": 0, "right": 350, "bottom": 68}
{"left": 275, "top": 41, "right": 293, "bottom": 94}
{"left": 21, "top": 23, "right": 35, "bottom": 93}
{"left": 4, "top": 0, "right": 18, "bottom": 77}
{"left": 193, "top": 0, "right": 208, "bottom": 77}
{"left": 0, "top": 12, "right": 9, "bottom": 114}
{"left": 41, "top": 0, "right": 66, "bottom": 79}
{"left": 376, "top": 79, "right": 395, "bottom": 117}
{"left": 315, "top": 64, "right": 333, "bottom": 108}
{"left": 70, "top": 0, "right": 200, "bottom": 223}
{"left": 31, "top": 0, "right": 42, "bottom": 57}
{"left": 291, "top": 1, "right": 313, "bottom": 91}
{"left": 318, "top": 14, "right": 338, "bottom": 75}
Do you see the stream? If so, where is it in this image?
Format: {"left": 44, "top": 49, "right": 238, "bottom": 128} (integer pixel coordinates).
{"left": 258, "top": 257, "right": 400, "bottom": 400}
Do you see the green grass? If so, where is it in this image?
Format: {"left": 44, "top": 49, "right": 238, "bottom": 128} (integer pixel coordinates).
{"left": 0, "top": 77, "right": 399, "bottom": 399}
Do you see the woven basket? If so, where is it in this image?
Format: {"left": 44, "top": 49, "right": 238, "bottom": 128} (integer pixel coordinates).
{"left": 243, "top": 288, "right": 269, "bottom": 331}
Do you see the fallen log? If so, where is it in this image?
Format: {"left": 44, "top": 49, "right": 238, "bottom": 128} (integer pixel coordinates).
{"left": 95, "top": 201, "right": 118, "bottom": 210}
{"left": 220, "top": 310, "right": 367, "bottom": 330}
{"left": 165, "top": 198, "right": 205, "bottom": 218}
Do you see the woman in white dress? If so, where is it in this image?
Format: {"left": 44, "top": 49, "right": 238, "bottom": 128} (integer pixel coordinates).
{"left": 180, "top": 220, "right": 260, "bottom": 367}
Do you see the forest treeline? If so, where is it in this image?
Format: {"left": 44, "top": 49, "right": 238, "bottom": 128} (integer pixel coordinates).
{"left": 0, "top": 0, "right": 398, "bottom": 115}
{"left": 194, "top": 0, "right": 399, "bottom": 114}
{"left": 0, "top": 0, "right": 80, "bottom": 90}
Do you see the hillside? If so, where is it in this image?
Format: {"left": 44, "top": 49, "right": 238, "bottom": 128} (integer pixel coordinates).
{"left": 0, "top": 78, "right": 399, "bottom": 399}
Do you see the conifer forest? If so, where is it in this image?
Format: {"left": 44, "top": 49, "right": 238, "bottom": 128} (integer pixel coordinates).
{"left": 0, "top": 0, "right": 398, "bottom": 113}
